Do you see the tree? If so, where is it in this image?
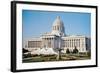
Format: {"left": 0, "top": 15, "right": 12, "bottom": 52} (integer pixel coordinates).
{"left": 72, "top": 46, "right": 78, "bottom": 54}
{"left": 66, "top": 48, "right": 70, "bottom": 54}
{"left": 23, "top": 48, "right": 29, "bottom": 53}
{"left": 22, "top": 48, "right": 32, "bottom": 58}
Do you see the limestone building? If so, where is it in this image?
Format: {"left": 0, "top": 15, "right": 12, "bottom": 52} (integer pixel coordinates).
{"left": 25, "top": 16, "right": 91, "bottom": 55}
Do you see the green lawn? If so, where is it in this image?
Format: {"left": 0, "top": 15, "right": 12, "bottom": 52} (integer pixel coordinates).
{"left": 23, "top": 53, "right": 91, "bottom": 63}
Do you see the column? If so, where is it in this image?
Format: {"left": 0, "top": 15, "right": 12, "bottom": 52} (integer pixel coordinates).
{"left": 52, "top": 37, "right": 54, "bottom": 48}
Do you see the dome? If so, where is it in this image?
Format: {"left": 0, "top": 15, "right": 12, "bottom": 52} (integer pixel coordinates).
{"left": 52, "top": 16, "right": 64, "bottom": 27}
{"left": 52, "top": 16, "right": 65, "bottom": 36}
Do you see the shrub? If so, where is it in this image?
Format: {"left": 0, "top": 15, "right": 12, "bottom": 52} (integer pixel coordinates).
{"left": 72, "top": 46, "right": 78, "bottom": 54}
{"left": 66, "top": 48, "right": 70, "bottom": 54}
{"left": 23, "top": 53, "right": 32, "bottom": 58}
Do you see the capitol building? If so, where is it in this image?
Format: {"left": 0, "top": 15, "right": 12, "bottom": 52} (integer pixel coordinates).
{"left": 25, "top": 16, "right": 91, "bottom": 55}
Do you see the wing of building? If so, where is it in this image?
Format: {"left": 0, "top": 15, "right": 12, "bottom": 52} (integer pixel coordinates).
{"left": 25, "top": 16, "right": 91, "bottom": 55}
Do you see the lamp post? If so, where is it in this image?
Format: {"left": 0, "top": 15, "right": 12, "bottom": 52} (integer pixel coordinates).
{"left": 57, "top": 35, "right": 63, "bottom": 60}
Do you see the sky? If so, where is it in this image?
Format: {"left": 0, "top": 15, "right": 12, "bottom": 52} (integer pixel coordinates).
{"left": 22, "top": 10, "right": 91, "bottom": 40}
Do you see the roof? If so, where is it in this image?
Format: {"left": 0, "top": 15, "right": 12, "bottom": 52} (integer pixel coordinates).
{"left": 28, "top": 37, "right": 42, "bottom": 41}
{"left": 52, "top": 16, "right": 64, "bottom": 27}
{"left": 62, "top": 35, "right": 86, "bottom": 39}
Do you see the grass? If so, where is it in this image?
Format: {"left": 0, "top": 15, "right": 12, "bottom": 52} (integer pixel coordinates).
{"left": 23, "top": 53, "right": 91, "bottom": 63}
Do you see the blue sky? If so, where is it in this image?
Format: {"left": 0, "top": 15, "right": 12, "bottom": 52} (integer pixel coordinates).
{"left": 22, "top": 10, "right": 91, "bottom": 39}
